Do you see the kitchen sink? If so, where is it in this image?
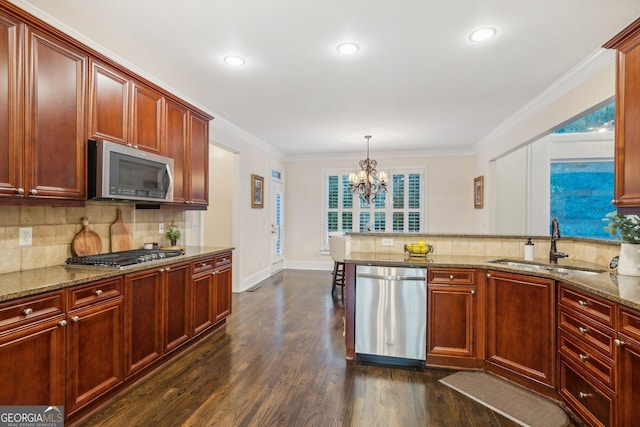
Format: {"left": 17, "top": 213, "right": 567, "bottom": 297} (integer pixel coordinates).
{"left": 486, "top": 259, "right": 604, "bottom": 276}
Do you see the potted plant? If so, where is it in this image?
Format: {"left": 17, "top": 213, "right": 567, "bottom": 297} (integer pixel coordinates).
{"left": 604, "top": 211, "right": 640, "bottom": 276}
{"left": 165, "top": 220, "right": 181, "bottom": 247}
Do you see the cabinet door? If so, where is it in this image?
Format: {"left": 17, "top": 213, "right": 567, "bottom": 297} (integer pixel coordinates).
{"left": 131, "top": 82, "right": 163, "bottom": 153}
{"left": 66, "top": 298, "right": 123, "bottom": 415}
{"left": 193, "top": 272, "right": 214, "bottom": 336}
{"left": 124, "top": 268, "right": 163, "bottom": 378}
{"left": 486, "top": 271, "right": 556, "bottom": 393}
{"left": 164, "top": 99, "right": 188, "bottom": 204}
{"left": 213, "top": 265, "right": 232, "bottom": 323}
{"left": 0, "top": 317, "right": 65, "bottom": 405}
{"left": 0, "top": 12, "right": 23, "bottom": 198}
{"left": 188, "top": 111, "right": 209, "bottom": 206}
{"left": 24, "top": 27, "right": 86, "bottom": 200}
{"left": 88, "top": 60, "right": 129, "bottom": 145}
{"left": 163, "top": 262, "right": 191, "bottom": 354}
{"left": 427, "top": 284, "right": 475, "bottom": 359}
{"left": 618, "top": 337, "right": 640, "bottom": 426}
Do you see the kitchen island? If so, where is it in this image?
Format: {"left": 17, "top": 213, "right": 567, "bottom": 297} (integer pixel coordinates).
{"left": 343, "top": 251, "right": 640, "bottom": 426}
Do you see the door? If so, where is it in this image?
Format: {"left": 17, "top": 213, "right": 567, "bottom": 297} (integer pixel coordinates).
{"left": 271, "top": 171, "right": 284, "bottom": 273}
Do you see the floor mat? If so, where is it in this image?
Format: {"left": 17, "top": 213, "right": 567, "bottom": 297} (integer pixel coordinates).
{"left": 439, "top": 371, "right": 569, "bottom": 427}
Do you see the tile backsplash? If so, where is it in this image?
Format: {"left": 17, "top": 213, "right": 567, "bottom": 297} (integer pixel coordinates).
{"left": 0, "top": 202, "right": 186, "bottom": 274}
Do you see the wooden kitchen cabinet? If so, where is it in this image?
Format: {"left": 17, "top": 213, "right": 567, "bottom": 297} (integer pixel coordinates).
{"left": 164, "top": 105, "right": 210, "bottom": 208}
{"left": 0, "top": 290, "right": 66, "bottom": 406}
{"left": 427, "top": 268, "right": 484, "bottom": 368}
{"left": 124, "top": 268, "right": 163, "bottom": 378}
{"left": 0, "top": 21, "right": 86, "bottom": 202}
{"left": 192, "top": 252, "right": 232, "bottom": 335}
{"left": 131, "top": 81, "right": 163, "bottom": 154}
{"left": 604, "top": 18, "right": 640, "bottom": 212}
{"left": 162, "top": 261, "right": 192, "bottom": 354}
{"left": 65, "top": 277, "right": 123, "bottom": 416}
{"left": 0, "top": 11, "right": 23, "bottom": 198}
{"left": 486, "top": 271, "right": 556, "bottom": 396}
{"left": 616, "top": 306, "right": 640, "bottom": 427}
{"left": 88, "top": 59, "right": 129, "bottom": 145}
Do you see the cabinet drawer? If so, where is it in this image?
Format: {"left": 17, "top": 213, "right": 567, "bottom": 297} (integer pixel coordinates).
{"left": 428, "top": 268, "right": 474, "bottom": 285}
{"left": 0, "top": 291, "right": 65, "bottom": 332}
{"left": 559, "top": 331, "right": 615, "bottom": 391}
{"left": 192, "top": 257, "right": 214, "bottom": 274}
{"left": 618, "top": 305, "right": 640, "bottom": 343}
{"left": 559, "top": 285, "right": 614, "bottom": 328}
{"left": 214, "top": 252, "right": 232, "bottom": 267}
{"left": 68, "top": 277, "right": 123, "bottom": 310}
{"left": 559, "top": 308, "right": 615, "bottom": 358}
{"left": 559, "top": 357, "right": 615, "bottom": 427}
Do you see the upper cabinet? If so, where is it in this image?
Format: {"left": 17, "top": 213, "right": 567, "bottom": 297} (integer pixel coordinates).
{"left": 0, "top": 12, "right": 87, "bottom": 202}
{"left": 88, "top": 60, "right": 129, "bottom": 145}
{"left": 604, "top": 17, "right": 640, "bottom": 213}
{"left": 89, "top": 61, "right": 164, "bottom": 154}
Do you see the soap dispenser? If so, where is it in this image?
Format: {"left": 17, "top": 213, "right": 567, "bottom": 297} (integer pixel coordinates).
{"left": 524, "top": 237, "right": 535, "bottom": 261}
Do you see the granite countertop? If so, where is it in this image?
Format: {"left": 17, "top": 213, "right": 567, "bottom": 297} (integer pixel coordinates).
{"left": 345, "top": 252, "right": 640, "bottom": 311}
{"left": 0, "top": 246, "right": 234, "bottom": 303}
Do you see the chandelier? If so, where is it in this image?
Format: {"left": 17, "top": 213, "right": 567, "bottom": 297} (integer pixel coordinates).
{"left": 348, "top": 135, "right": 388, "bottom": 204}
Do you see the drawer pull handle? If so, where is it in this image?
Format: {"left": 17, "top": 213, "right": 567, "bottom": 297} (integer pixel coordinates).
{"left": 166, "top": 267, "right": 171, "bottom": 272}
{"left": 486, "top": 273, "right": 491, "bottom": 279}
{"left": 59, "top": 320, "right": 67, "bottom": 327}
{"left": 221, "top": 258, "right": 227, "bottom": 262}
{"left": 29, "top": 189, "right": 38, "bottom": 195}
{"left": 95, "top": 289, "right": 103, "bottom": 296}
{"left": 201, "top": 263, "right": 207, "bottom": 268}
{"left": 72, "top": 316, "right": 80, "bottom": 323}
{"left": 470, "top": 290, "right": 476, "bottom": 296}
{"left": 578, "top": 300, "right": 588, "bottom": 307}
{"left": 578, "top": 326, "right": 589, "bottom": 335}
{"left": 23, "top": 308, "right": 33, "bottom": 316}
{"left": 578, "top": 392, "right": 591, "bottom": 399}
{"left": 159, "top": 268, "right": 165, "bottom": 273}
{"left": 449, "top": 274, "right": 454, "bottom": 280}
{"left": 16, "top": 188, "right": 24, "bottom": 194}
{"left": 614, "top": 339, "right": 625, "bottom": 347}
{"left": 578, "top": 353, "right": 589, "bottom": 362}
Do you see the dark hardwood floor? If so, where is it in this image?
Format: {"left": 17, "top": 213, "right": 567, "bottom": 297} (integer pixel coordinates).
{"left": 75, "top": 269, "right": 574, "bottom": 427}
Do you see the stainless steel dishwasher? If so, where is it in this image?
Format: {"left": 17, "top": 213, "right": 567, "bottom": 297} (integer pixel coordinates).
{"left": 355, "top": 265, "right": 427, "bottom": 367}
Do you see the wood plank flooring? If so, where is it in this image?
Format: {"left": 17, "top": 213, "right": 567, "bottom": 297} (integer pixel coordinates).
{"left": 75, "top": 269, "right": 575, "bottom": 427}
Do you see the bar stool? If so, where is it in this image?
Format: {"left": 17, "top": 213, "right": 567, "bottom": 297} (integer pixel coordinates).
{"left": 329, "top": 233, "right": 350, "bottom": 298}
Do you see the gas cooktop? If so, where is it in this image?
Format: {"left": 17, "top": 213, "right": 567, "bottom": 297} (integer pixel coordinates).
{"left": 66, "top": 249, "right": 184, "bottom": 268}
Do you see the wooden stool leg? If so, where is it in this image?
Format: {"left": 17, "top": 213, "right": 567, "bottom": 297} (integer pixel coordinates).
{"left": 331, "top": 262, "right": 339, "bottom": 295}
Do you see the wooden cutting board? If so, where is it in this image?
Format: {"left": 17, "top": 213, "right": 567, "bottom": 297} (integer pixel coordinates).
{"left": 110, "top": 208, "right": 132, "bottom": 252}
{"left": 72, "top": 217, "right": 102, "bottom": 256}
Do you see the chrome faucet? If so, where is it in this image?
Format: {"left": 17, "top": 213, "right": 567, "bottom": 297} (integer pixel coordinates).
{"left": 549, "top": 217, "right": 569, "bottom": 264}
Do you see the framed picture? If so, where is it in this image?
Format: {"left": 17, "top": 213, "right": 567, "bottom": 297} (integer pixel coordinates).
{"left": 474, "top": 176, "right": 484, "bottom": 209}
{"left": 251, "top": 174, "right": 264, "bottom": 208}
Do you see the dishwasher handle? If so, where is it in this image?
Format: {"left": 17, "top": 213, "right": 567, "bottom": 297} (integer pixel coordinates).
{"left": 356, "top": 273, "right": 426, "bottom": 281}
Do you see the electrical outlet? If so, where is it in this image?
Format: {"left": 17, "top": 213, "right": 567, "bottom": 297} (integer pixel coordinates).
{"left": 191, "top": 222, "right": 197, "bottom": 231}
{"left": 158, "top": 223, "right": 164, "bottom": 234}
{"left": 381, "top": 238, "right": 394, "bottom": 246}
{"left": 19, "top": 227, "right": 32, "bottom": 246}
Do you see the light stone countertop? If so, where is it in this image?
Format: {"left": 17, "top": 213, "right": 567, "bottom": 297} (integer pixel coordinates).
{"left": 0, "top": 246, "right": 234, "bottom": 303}
{"left": 344, "top": 252, "right": 640, "bottom": 311}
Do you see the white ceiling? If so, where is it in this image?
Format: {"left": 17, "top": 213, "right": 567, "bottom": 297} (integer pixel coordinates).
{"left": 16, "top": 0, "right": 640, "bottom": 157}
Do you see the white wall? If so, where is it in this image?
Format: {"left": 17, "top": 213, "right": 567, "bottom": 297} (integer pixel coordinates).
{"left": 203, "top": 145, "right": 234, "bottom": 247}
{"left": 284, "top": 154, "right": 474, "bottom": 270}
{"left": 473, "top": 51, "right": 617, "bottom": 234}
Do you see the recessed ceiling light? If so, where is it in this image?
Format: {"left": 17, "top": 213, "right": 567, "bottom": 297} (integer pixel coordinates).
{"left": 468, "top": 27, "right": 497, "bottom": 42}
{"left": 337, "top": 42, "right": 360, "bottom": 55}
{"left": 223, "top": 55, "right": 246, "bottom": 66}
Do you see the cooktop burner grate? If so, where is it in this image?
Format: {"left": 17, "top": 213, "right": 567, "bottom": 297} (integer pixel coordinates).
{"left": 66, "top": 249, "right": 184, "bottom": 267}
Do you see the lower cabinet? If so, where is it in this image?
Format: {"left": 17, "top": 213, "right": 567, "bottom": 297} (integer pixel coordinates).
{"left": 124, "top": 267, "right": 163, "bottom": 378}
{"left": 486, "top": 271, "right": 556, "bottom": 395}
{"left": 0, "top": 291, "right": 66, "bottom": 406}
{"left": 427, "top": 268, "right": 483, "bottom": 368}
{"left": 616, "top": 306, "right": 640, "bottom": 427}
{"left": 65, "top": 277, "right": 123, "bottom": 416}
{"left": 163, "top": 262, "right": 192, "bottom": 354}
{"left": 192, "top": 252, "right": 233, "bottom": 335}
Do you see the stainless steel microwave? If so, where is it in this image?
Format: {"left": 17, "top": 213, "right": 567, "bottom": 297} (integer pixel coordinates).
{"left": 88, "top": 139, "right": 174, "bottom": 203}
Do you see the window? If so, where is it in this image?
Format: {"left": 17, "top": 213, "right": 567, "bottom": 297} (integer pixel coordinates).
{"left": 323, "top": 168, "right": 424, "bottom": 249}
